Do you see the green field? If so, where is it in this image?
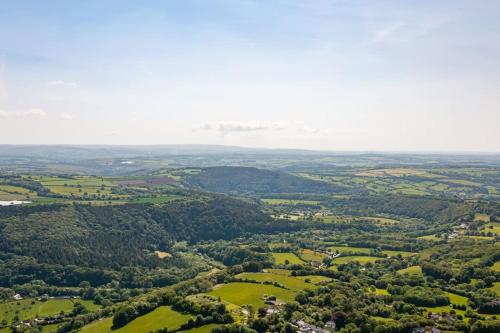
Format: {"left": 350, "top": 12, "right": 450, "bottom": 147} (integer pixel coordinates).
{"left": 236, "top": 272, "right": 330, "bottom": 291}
{"left": 424, "top": 305, "right": 466, "bottom": 318}
{"left": 489, "top": 282, "right": 500, "bottom": 296}
{"left": 78, "top": 306, "right": 191, "bottom": 333}
{"left": 446, "top": 292, "right": 468, "bottom": 306}
{"left": 474, "top": 213, "right": 490, "bottom": 222}
{"left": 299, "top": 249, "right": 328, "bottom": 262}
{"left": 207, "top": 282, "right": 296, "bottom": 308}
{"left": 482, "top": 222, "right": 500, "bottom": 235}
{"left": 0, "top": 184, "right": 37, "bottom": 200}
{"left": 332, "top": 256, "right": 380, "bottom": 265}
{"left": 492, "top": 261, "right": 500, "bottom": 272}
{"left": 0, "top": 298, "right": 75, "bottom": 325}
{"left": 262, "top": 198, "right": 321, "bottom": 205}
{"left": 397, "top": 265, "right": 422, "bottom": 275}
{"left": 328, "top": 246, "right": 414, "bottom": 257}
{"left": 272, "top": 252, "right": 304, "bottom": 265}
{"left": 417, "top": 235, "right": 440, "bottom": 241}
{"left": 35, "top": 175, "right": 120, "bottom": 198}
{"left": 179, "top": 324, "right": 219, "bottom": 333}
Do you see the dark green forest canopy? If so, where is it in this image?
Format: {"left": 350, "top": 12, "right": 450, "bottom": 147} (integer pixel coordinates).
{"left": 183, "top": 166, "right": 345, "bottom": 195}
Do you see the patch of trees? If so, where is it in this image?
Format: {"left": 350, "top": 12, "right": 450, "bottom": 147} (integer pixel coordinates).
{"left": 184, "top": 167, "right": 345, "bottom": 195}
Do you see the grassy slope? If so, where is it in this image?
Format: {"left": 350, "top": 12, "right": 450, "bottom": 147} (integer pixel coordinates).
{"left": 207, "top": 282, "right": 296, "bottom": 308}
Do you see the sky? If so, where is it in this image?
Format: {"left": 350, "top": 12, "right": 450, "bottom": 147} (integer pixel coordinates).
{"left": 0, "top": 0, "right": 499, "bottom": 152}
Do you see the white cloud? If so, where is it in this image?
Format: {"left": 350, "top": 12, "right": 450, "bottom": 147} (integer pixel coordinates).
{"left": 47, "top": 80, "right": 78, "bottom": 87}
{"left": 59, "top": 113, "right": 74, "bottom": 120}
{"left": 16, "top": 108, "right": 48, "bottom": 118}
{"left": 0, "top": 110, "right": 8, "bottom": 117}
{"left": 196, "top": 121, "right": 322, "bottom": 135}
{"left": 197, "top": 121, "right": 284, "bottom": 134}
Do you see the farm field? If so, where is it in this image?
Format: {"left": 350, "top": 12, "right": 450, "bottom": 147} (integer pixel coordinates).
{"left": 41, "top": 323, "right": 62, "bottom": 333}
{"left": 417, "top": 235, "right": 440, "bottom": 241}
{"left": 0, "top": 298, "right": 75, "bottom": 325}
{"left": 78, "top": 306, "right": 191, "bottom": 333}
{"left": 33, "top": 175, "right": 121, "bottom": 198}
{"left": 206, "top": 283, "right": 296, "bottom": 308}
{"left": 328, "top": 246, "right": 415, "bottom": 257}
{"left": 445, "top": 292, "right": 468, "bottom": 306}
{"left": 299, "top": 249, "right": 328, "bottom": 262}
{"left": 0, "top": 184, "right": 36, "bottom": 201}
{"left": 236, "top": 272, "right": 329, "bottom": 291}
{"left": 271, "top": 252, "right": 304, "bottom": 265}
{"left": 492, "top": 261, "right": 500, "bottom": 272}
{"left": 332, "top": 256, "right": 380, "bottom": 265}
{"left": 179, "top": 324, "right": 219, "bottom": 333}
{"left": 482, "top": 222, "right": 500, "bottom": 235}
{"left": 397, "top": 265, "right": 422, "bottom": 275}
{"left": 489, "top": 282, "right": 500, "bottom": 296}
{"left": 262, "top": 198, "right": 321, "bottom": 205}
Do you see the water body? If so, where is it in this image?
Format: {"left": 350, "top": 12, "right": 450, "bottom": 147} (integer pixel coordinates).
{"left": 0, "top": 200, "right": 31, "bottom": 206}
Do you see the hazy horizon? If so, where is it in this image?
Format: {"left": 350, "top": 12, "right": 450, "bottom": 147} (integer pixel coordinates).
{"left": 1, "top": 1, "right": 499, "bottom": 151}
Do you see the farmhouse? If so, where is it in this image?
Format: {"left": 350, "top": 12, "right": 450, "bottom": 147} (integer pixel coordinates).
{"left": 412, "top": 327, "right": 442, "bottom": 333}
{"left": 293, "top": 320, "right": 333, "bottom": 333}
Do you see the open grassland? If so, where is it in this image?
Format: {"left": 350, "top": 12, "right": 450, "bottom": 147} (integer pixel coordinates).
{"left": 78, "top": 306, "right": 191, "bottom": 333}
{"left": 362, "top": 216, "right": 400, "bottom": 225}
{"left": 41, "top": 323, "right": 62, "bottom": 333}
{"left": 0, "top": 298, "right": 75, "bottom": 325}
{"left": 34, "top": 175, "right": 122, "bottom": 198}
{"left": 299, "top": 249, "right": 328, "bottom": 262}
{"left": 492, "top": 261, "right": 500, "bottom": 272}
{"left": 397, "top": 265, "right": 422, "bottom": 275}
{"left": 424, "top": 305, "right": 466, "bottom": 318}
{"left": 489, "top": 282, "right": 500, "bottom": 296}
{"left": 474, "top": 213, "right": 490, "bottom": 222}
{"left": 272, "top": 252, "right": 304, "bottom": 265}
{"left": 207, "top": 282, "right": 296, "bottom": 308}
{"left": 262, "top": 198, "right": 321, "bottom": 205}
{"left": 236, "top": 272, "right": 330, "bottom": 291}
{"left": 355, "top": 168, "right": 437, "bottom": 178}
{"left": 328, "top": 246, "right": 414, "bottom": 257}
{"left": 179, "top": 324, "right": 219, "bottom": 333}
{"left": 446, "top": 292, "right": 468, "bottom": 306}
{"left": 332, "top": 256, "right": 380, "bottom": 265}
{"left": 482, "top": 222, "right": 500, "bottom": 235}
{"left": 418, "top": 235, "right": 440, "bottom": 241}
{"left": 0, "top": 184, "right": 37, "bottom": 201}
{"left": 155, "top": 250, "right": 172, "bottom": 259}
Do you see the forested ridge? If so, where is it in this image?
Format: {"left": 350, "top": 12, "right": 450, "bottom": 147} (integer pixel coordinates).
{"left": 0, "top": 196, "right": 281, "bottom": 269}
{"left": 184, "top": 166, "right": 345, "bottom": 195}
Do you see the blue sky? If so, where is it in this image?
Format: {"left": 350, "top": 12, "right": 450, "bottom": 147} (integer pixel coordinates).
{"left": 0, "top": 0, "right": 499, "bottom": 151}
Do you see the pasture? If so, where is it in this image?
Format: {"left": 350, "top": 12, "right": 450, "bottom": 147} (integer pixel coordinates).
{"left": 445, "top": 292, "right": 468, "bottom": 306}
{"left": 417, "top": 235, "right": 440, "bottom": 241}
{"left": 34, "top": 175, "right": 121, "bottom": 198}
{"left": 207, "top": 282, "right": 295, "bottom": 308}
{"left": 179, "top": 324, "right": 219, "bottom": 333}
{"left": 272, "top": 252, "right": 304, "bottom": 265}
{"left": 0, "top": 184, "right": 36, "bottom": 201}
{"left": 397, "top": 265, "right": 422, "bottom": 275}
{"left": 489, "top": 282, "right": 500, "bottom": 296}
{"left": 492, "top": 261, "right": 500, "bottom": 272}
{"left": 0, "top": 298, "right": 75, "bottom": 325}
{"left": 78, "top": 306, "right": 191, "bottom": 333}
{"left": 236, "top": 272, "right": 330, "bottom": 291}
{"left": 482, "top": 222, "right": 500, "bottom": 235}
{"left": 332, "top": 256, "right": 380, "bottom": 265}
{"left": 299, "top": 249, "right": 328, "bottom": 262}
{"left": 262, "top": 198, "right": 321, "bottom": 206}
{"left": 329, "top": 246, "right": 414, "bottom": 258}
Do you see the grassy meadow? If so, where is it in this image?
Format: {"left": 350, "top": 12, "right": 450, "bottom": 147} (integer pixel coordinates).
{"left": 207, "top": 282, "right": 296, "bottom": 308}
